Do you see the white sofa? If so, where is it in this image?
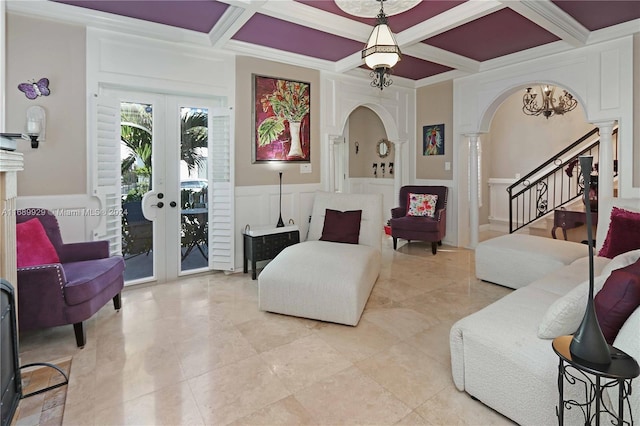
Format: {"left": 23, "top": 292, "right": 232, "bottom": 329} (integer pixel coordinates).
{"left": 451, "top": 198, "right": 640, "bottom": 425}
{"left": 258, "top": 191, "right": 382, "bottom": 326}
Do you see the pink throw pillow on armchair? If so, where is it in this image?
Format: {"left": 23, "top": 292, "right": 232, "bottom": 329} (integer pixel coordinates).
{"left": 16, "top": 218, "right": 60, "bottom": 267}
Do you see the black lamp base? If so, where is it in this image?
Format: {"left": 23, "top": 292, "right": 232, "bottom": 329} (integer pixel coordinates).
{"left": 570, "top": 302, "right": 611, "bottom": 366}
{"left": 276, "top": 215, "right": 284, "bottom": 228}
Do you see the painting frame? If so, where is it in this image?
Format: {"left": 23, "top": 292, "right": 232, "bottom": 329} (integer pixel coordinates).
{"left": 252, "top": 74, "right": 311, "bottom": 163}
{"left": 422, "top": 124, "right": 445, "bottom": 156}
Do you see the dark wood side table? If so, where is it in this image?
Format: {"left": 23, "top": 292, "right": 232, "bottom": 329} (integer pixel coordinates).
{"left": 552, "top": 207, "right": 598, "bottom": 240}
{"left": 552, "top": 335, "right": 639, "bottom": 426}
{"left": 243, "top": 225, "right": 300, "bottom": 280}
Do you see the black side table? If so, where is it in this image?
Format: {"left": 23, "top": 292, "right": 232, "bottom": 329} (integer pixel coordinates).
{"left": 553, "top": 335, "right": 640, "bottom": 426}
{"left": 243, "top": 225, "right": 300, "bottom": 280}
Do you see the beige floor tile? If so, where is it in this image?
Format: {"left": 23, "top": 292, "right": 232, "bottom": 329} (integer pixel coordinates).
{"left": 188, "top": 355, "right": 290, "bottom": 425}
{"left": 236, "top": 313, "right": 315, "bottom": 353}
{"left": 230, "top": 395, "right": 315, "bottom": 425}
{"left": 175, "top": 325, "right": 258, "bottom": 379}
{"left": 362, "top": 307, "right": 438, "bottom": 340}
{"left": 294, "top": 366, "right": 411, "bottom": 425}
{"left": 394, "top": 411, "right": 430, "bottom": 425}
{"left": 93, "top": 381, "right": 204, "bottom": 426}
{"left": 260, "top": 334, "right": 353, "bottom": 392}
{"left": 356, "top": 342, "right": 451, "bottom": 409}
{"left": 315, "top": 318, "right": 400, "bottom": 362}
{"left": 415, "top": 387, "right": 516, "bottom": 426}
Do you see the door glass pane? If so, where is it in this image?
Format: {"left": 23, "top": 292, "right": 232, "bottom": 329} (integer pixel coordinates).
{"left": 180, "top": 107, "right": 209, "bottom": 272}
{"left": 120, "top": 102, "right": 154, "bottom": 282}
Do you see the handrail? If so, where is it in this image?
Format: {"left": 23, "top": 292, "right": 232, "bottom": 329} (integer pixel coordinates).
{"left": 507, "top": 127, "right": 618, "bottom": 233}
{"left": 508, "top": 128, "right": 599, "bottom": 190}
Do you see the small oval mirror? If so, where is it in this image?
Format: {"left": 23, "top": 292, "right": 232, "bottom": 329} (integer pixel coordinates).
{"left": 377, "top": 139, "right": 390, "bottom": 158}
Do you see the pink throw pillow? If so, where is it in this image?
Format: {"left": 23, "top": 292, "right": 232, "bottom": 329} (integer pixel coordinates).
{"left": 16, "top": 218, "right": 60, "bottom": 267}
{"left": 598, "top": 207, "right": 640, "bottom": 259}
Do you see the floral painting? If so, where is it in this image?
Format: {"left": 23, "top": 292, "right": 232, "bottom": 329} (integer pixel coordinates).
{"left": 253, "top": 75, "right": 311, "bottom": 162}
{"left": 423, "top": 124, "right": 444, "bottom": 156}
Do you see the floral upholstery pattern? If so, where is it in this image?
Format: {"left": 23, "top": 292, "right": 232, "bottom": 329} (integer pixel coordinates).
{"left": 406, "top": 193, "right": 438, "bottom": 217}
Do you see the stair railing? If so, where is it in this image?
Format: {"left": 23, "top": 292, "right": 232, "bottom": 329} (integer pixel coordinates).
{"left": 507, "top": 128, "right": 617, "bottom": 233}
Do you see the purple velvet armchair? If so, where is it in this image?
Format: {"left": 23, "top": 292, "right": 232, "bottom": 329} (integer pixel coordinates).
{"left": 389, "top": 186, "right": 448, "bottom": 254}
{"left": 16, "top": 209, "right": 124, "bottom": 347}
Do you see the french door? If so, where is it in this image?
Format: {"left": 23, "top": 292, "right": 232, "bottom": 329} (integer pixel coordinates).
{"left": 102, "top": 90, "right": 233, "bottom": 285}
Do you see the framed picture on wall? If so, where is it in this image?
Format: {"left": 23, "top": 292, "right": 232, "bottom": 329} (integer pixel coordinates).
{"left": 423, "top": 124, "right": 444, "bottom": 156}
{"left": 252, "top": 74, "right": 311, "bottom": 162}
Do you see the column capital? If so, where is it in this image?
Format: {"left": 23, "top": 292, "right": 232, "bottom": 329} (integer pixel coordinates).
{"left": 590, "top": 120, "right": 617, "bottom": 133}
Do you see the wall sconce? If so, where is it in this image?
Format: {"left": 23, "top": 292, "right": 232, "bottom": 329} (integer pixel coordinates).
{"left": 0, "top": 105, "right": 46, "bottom": 149}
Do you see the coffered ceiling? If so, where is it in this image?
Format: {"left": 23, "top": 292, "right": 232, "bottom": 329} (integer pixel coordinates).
{"left": 12, "top": 1, "right": 640, "bottom": 87}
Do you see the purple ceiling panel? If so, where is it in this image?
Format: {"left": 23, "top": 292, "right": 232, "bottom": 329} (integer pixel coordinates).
{"left": 424, "top": 8, "right": 560, "bottom": 62}
{"left": 233, "top": 13, "right": 364, "bottom": 61}
{"left": 552, "top": 1, "right": 640, "bottom": 31}
{"left": 360, "top": 55, "right": 452, "bottom": 81}
{"left": 52, "top": 0, "right": 228, "bottom": 33}
{"left": 295, "top": 1, "right": 466, "bottom": 32}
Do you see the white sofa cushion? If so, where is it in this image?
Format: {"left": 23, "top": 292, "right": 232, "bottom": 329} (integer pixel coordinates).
{"left": 537, "top": 249, "right": 640, "bottom": 339}
{"left": 258, "top": 240, "right": 380, "bottom": 325}
{"left": 475, "top": 234, "right": 588, "bottom": 289}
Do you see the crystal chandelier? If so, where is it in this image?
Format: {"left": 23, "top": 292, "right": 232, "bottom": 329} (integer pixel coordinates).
{"left": 361, "top": 0, "right": 401, "bottom": 90}
{"left": 522, "top": 85, "right": 578, "bottom": 119}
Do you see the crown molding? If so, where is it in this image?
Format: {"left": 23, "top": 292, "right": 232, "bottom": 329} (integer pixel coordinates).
{"left": 587, "top": 19, "right": 640, "bottom": 45}
{"left": 225, "top": 39, "right": 335, "bottom": 72}
{"left": 414, "top": 69, "right": 470, "bottom": 88}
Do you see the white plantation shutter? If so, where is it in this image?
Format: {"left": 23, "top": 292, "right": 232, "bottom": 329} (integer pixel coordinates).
{"left": 209, "top": 107, "right": 234, "bottom": 271}
{"left": 90, "top": 94, "right": 122, "bottom": 255}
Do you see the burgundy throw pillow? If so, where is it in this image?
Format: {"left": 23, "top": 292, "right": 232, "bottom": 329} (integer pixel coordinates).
{"left": 16, "top": 218, "right": 60, "bottom": 268}
{"left": 598, "top": 207, "right": 640, "bottom": 258}
{"left": 319, "top": 209, "right": 362, "bottom": 244}
{"left": 594, "top": 261, "right": 640, "bottom": 344}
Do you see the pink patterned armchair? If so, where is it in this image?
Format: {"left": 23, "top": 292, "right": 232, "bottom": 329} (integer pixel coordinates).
{"left": 390, "top": 186, "right": 448, "bottom": 254}
{"left": 16, "top": 209, "right": 124, "bottom": 347}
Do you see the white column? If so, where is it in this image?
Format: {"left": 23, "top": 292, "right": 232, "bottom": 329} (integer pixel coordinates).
{"left": 391, "top": 140, "right": 404, "bottom": 204}
{"left": 467, "top": 134, "right": 479, "bottom": 249}
{"left": 591, "top": 121, "right": 616, "bottom": 200}
{"left": 328, "top": 137, "right": 336, "bottom": 193}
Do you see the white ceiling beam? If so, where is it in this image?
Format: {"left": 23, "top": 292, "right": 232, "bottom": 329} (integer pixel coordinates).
{"left": 225, "top": 39, "right": 336, "bottom": 72}
{"left": 402, "top": 44, "right": 480, "bottom": 73}
{"left": 505, "top": 0, "right": 589, "bottom": 47}
{"left": 208, "top": 3, "right": 260, "bottom": 48}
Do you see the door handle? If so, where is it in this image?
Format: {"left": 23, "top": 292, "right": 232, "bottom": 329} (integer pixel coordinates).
{"left": 169, "top": 201, "right": 177, "bottom": 208}
{"left": 152, "top": 202, "right": 164, "bottom": 208}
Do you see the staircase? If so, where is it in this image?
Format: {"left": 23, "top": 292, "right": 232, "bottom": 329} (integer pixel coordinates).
{"left": 507, "top": 128, "right": 618, "bottom": 234}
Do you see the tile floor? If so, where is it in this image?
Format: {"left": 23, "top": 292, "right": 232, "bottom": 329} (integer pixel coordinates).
{"left": 17, "top": 236, "right": 516, "bottom": 425}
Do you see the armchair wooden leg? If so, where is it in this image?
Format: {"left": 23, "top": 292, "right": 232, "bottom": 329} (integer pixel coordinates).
{"left": 438, "top": 240, "right": 442, "bottom": 246}
{"left": 73, "top": 322, "right": 86, "bottom": 348}
{"left": 393, "top": 237, "right": 398, "bottom": 250}
{"left": 113, "top": 293, "right": 122, "bottom": 311}
{"left": 431, "top": 242, "right": 437, "bottom": 255}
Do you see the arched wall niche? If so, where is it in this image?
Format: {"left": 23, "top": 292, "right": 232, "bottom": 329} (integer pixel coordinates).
{"left": 339, "top": 101, "right": 400, "bottom": 143}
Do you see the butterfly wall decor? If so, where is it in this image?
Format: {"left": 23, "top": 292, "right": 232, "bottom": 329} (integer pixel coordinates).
{"left": 18, "top": 78, "right": 50, "bottom": 100}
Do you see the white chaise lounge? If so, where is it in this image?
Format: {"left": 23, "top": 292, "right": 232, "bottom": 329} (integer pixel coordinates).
{"left": 258, "top": 191, "right": 382, "bottom": 326}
